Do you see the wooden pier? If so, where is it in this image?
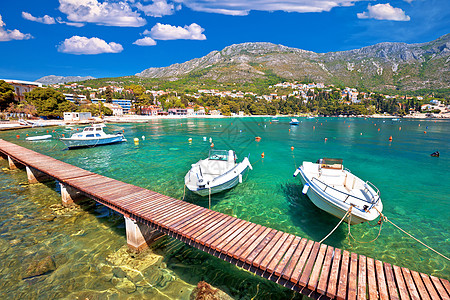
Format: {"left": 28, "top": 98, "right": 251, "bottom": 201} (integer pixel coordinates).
{"left": 0, "top": 139, "right": 448, "bottom": 300}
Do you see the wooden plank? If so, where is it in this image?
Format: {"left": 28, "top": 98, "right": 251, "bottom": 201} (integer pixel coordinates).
{"left": 224, "top": 224, "right": 262, "bottom": 257}
{"left": 151, "top": 201, "right": 195, "bottom": 226}
{"left": 156, "top": 203, "right": 201, "bottom": 229}
{"left": 171, "top": 208, "right": 215, "bottom": 234}
{"left": 347, "top": 252, "right": 358, "bottom": 300}
{"left": 375, "top": 259, "right": 389, "bottom": 300}
{"left": 281, "top": 238, "right": 307, "bottom": 280}
{"left": 410, "top": 270, "right": 431, "bottom": 300}
{"left": 183, "top": 211, "right": 224, "bottom": 239}
{"left": 290, "top": 239, "right": 315, "bottom": 284}
{"left": 166, "top": 207, "right": 208, "bottom": 231}
{"left": 307, "top": 243, "right": 327, "bottom": 291}
{"left": 252, "top": 231, "right": 287, "bottom": 269}
{"left": 233, "top": 226, "right": 271, "bottom": 260}
{"left": 384, "top": 263, "right": 399, "bottom": 300}
{"left": 245, "top": 229, "right": 280, "bottom": 265}
{"left": 357, "top": 255, "right": 367, "bottom": 300}
{"left": 299, "top": 242, "right": 321, "bottom": 288}
{"left": 401, "top": 267, "right": 421, "bottom": 300}
{"left": 326, "top": 248, "right": 342, "bottom": 299}
{"left": 205, "top": 218, "right": 247, "bottom": 249}
{"left": 317, "top": 245, "right": 334, "bottom": 295}
{"left": 220, "top": 223, "right": 258, "bottom": 254}
{"left": 131, "top": 195, "right": 175, "bottom": 216}
{"left": 441, "top": 278, "right": 450, "bottom": 296}
{"left": 420, "top": 273, "right": 440, "bottom": 300}
{"left": 336, "top": 250, "right": 350, "bottom": 300}
{"left": 430, "top": 276, "right": 450, "bottom": 300}
{"left": 265, "top": 234, "right": 296, "bottom": 274}
{"left": 200, "top": 217, "right": 240, "bottom": 247}
{"left": 193, "top": 214, "right": 232, "bottom": 244}
{"left": 177, "top": 210, "right": 220, "bottom": 237}
{"left": 213, "top": 221, "right": 254, "bottom": 252}
{"left": 274, "top": 236, "right": 301, "bottom": 277}
{"left": 366, "top": 257, "right": 377, "bottom": 300}
{"left": 187, "top": 213, "right": 227, "bottom": 241}
{"left": 392, "top": 265, "right": 410, "bottom": 300}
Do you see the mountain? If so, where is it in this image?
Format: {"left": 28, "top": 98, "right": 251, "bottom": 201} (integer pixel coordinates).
{"left": 36, "top": 75, "right": 96, "bottom": 85}
{"left": 136, "top": 34, "right": 450, "bottom": 91}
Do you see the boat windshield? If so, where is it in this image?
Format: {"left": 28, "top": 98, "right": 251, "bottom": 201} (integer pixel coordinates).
{"left": 318, "top": 158, "right": 343, "bottom": 170}
{"left": 209, "top": 150, "right": 228, "bottom": 161}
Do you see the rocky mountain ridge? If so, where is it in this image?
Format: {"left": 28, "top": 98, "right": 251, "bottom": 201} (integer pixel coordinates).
{"left": 136, "top": 34, "right": 450, "bottom": 91}
{"left": 36, "top": 75, "right": 96, "bottom": 85}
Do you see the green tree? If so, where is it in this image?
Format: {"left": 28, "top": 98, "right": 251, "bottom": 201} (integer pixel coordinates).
{"left": 25, "top": 88, "right": 73, "bottom": 118}
{"left": 0, "top": 80, "right": 16, "bottom": 111}
{"left": 105, "top": 86, "right": 113, "bottom": 103}
{"left": 221, "top": 105, "right": 231, "bottom": 116}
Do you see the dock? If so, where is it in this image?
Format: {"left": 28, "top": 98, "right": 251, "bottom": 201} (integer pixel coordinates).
{"left": 0, "top": 138, "right": 448, "bottom": 300}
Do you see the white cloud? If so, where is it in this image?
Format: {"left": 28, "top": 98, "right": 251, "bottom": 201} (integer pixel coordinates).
{"left": 133, "top": 36, "right": 157, "bottom": 46}
{"left": 150, "top": 23, "right": 206, "bottom": 40}
{"left": 58, "top": 0, "right": 146, "bottom": 27}
{"left": 58, "top": 36, "right": 123, "bottom": 54}
{"left": 135, "top": 0, "right": 176, "bottom": 17}
{"left": 0, "top": 14, "right": 33, "bottom": 42}
{"left": 56, "top": 17, "right": 85, "bottom": 27}
{"left": 22, "top": 12, "right": 56, "bottom": 24}
{"left": 357, "top": 4, "right": 411, "bottom": 21}
{"left": 173, "top": 0, "right": 361, "bottom": 15}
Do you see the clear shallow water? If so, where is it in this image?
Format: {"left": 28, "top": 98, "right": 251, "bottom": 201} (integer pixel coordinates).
{"left": 0, "top": 117, "right": 449, "bottom": 298}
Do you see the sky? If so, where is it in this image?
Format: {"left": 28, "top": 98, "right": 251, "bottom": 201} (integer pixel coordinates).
{"left": 0, "top": 0, "right": 449, "bottom": 81}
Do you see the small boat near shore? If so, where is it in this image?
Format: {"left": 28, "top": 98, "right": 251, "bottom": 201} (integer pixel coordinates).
{"left": 185, "top": 149, "right": 252, "bottom": 196}
{"left": 293, "top": 158, "right": 383, "bottom": 225}
{"left": 26, "top": 134, "right": 52, "bottom": 141}
{"left": 60, "top": 124, "right": 126, "bottom": 149}
{"left": 289, "top": 118, "right": 300, "bottom": 125}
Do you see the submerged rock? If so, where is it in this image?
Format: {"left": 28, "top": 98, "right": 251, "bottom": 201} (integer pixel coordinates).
{"left": 190, "top": 281, "right": 233, "bottom": 300}
{"left": 115, "top": 277, "right": 136, "bottom": 294}
{"left": 23, "top": 255, "right": 56, "bottom": 279}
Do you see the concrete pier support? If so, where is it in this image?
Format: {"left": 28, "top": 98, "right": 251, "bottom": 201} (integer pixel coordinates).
{"left": 60, "top": 183, "right": 84, "bottom": 207}
{"left": 124, "top": 216, "right": 164, "bottom": 251}
{"left": 8, "top": 156, "right": 23, "bottom": 170}
{"left": 26, "top": 166, "right": 51, "bottom": 184}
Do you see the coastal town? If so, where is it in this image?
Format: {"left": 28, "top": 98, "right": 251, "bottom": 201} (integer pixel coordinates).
{"left": 1, "top": 78, "right": 449, "bottom": 124}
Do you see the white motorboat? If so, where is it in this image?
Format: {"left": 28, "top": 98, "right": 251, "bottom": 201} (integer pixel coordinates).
{"left": 293, "top": 158, "right": 382, "bottom": 225}
{"left": 289, "top": 118, "right": 300, "bottom": 125}
{"left": 60, "top": 124, "right": 126, "bottom": 149}
{"left": 26, "top": 134, "right": 52, "bottom": 141}
{"left": 271, "top": 117, "right": 279, "bottom": 122}
{"left": 185, "top": 149, "right": 252, "bottom": 196}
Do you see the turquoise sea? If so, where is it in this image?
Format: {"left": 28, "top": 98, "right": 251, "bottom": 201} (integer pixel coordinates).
{"left": 0, "top": 117, "right": 449, "bottom": 299}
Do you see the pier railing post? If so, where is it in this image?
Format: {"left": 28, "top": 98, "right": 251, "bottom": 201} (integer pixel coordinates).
{"left": 26, "top": 166, "right": 51, "bottom": 184}
{"left": 8, "top": 156, "right": 23, "bottom": 170}
{"left": 60, "top": 183, "right": 84, "bottom": 206}
{"left": 124, "top": 216, "right": 164, "bottom": 252}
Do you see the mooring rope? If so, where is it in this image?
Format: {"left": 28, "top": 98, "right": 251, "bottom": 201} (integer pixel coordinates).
{"left": 374, "top": 207, "right": 450, "bottom": 262}
{"left": 347, "top": 212, "right": 384, "bottom": 244}
{"left": 208, "top": 187, "right": 211, "bottom": 210}
{"left": 319, "top": 206, "right": 353, "bottom": 244}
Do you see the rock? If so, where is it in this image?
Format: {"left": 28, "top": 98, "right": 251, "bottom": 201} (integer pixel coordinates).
{"left": 116, "top": 277, "right": 136, "bottom": 294}
{"left": 0, "top": 238, "right": 10, "bottom": 252}
{"left": 10, "top": 239, "right": 21, "bottom": 247}
{"left": 100, "top": 273, "right": 114, "bottom": 282}
{"left": 23, "top": 256, "right": 56, "bottom": 279}
{"left": 111, "top": 276, "right": 121, "bottom": 286}
{"left": 125, "top": 268, "right": 144, "bottom": 283}
{"left": 112, "top": 266, "right": 126, "bottom": 278}
{"left": 190, "top": 281, "right": 233, "bottom": 300}
{"left": 97, "top": 263, "right": 113, "bottom": 274}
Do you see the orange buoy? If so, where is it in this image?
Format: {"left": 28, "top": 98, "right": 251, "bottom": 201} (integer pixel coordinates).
{"left": 313, "top": 126, "right": 315, "bottom": 129}
{"left": 123, "top": 129, "right": 124, "bottom": 133}
{"left": 419, "top": 124, "right": 421, "bottom": 127}
{"left": 16, "top": 135, "right": 20, "bottom": 139}
{"left": 378, "top": 128, "right": 380, "bottom": 132}
{"left": 399, "top": 127, "right": 401, "bottom": 130}
{"left": 321, "top": 123, "right": 322, "bottom": 125}
{"left": 62, "top": 134, "right": 65, "bottom": 137}
{"left": 289, "top": 129, "right": 290, "bottom": 132}
{"left": 389, "top": 136, "right": 392, "bottom": 141}
{"left": 261, "top": 152, "right": 265, "bottom": 158}
{"left": 348, "top": 125, "right": 350, "bottom": 128}
{"left": 291, "top": 146, "right": 294, "bottom": 150}
{"left": 270, "top": 122, "right": 272, "bottom": 124}
{"left": 424, "top": 131, "right": 427, "bottom": 134}
{"left": 26, "top": 134, "right": 29, "bottom": 136}
{"left": 46, "top": 130, "right": 49, "bottom": 133}
{"left": 52, "top": 130, "right": 55, "bottom": 133}
{"left": 325, "top": 138, "right": 328, "bottom": 142}
{"left": 255, "top": 136, "right": 261, "bottom": 141}
{"left": 211, "top": 143, "right": 214, "bottom": 147}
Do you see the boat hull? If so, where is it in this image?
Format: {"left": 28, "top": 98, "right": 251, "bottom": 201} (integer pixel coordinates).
{"left": 60, "top": 135, "right": 125, "bottom": 149}
{"left": 298, "top": 168, "right": 382, "bottom": 225}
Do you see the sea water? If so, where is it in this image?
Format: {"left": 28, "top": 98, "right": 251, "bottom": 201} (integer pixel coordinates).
{"left": 0, "top": 117, "right": 448, "bottom": 299}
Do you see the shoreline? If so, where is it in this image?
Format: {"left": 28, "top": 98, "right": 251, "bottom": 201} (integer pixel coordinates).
{"left": 0, "top": 113, "right": 448, "bottom": 130}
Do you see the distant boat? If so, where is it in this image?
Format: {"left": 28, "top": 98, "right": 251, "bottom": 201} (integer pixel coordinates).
{"left": 60, "top": 124, "right": 126, "bottom": 149}
{"left": 271, "top": 117, "right": 279, "bottom": 122}
{"left": 392, "top": 118, "right": 400, "bottom": 121}
{"left": 26, "top": 135, "right": 52, "bottom": 141}
{"left": 307, "top": 116, "right": 315, "bottom": 119}
{"left": 289, "top": 118, "right": 300, "bottom": 125}
{"left": 185, "top": 149, "right": 252, "bottom": 196}
{"left": 293, "top": 158, "right": 383, "bottom": 225}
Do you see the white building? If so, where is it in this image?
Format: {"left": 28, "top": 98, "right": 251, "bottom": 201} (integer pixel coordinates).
{"left": 63, "top": 112, "right": 92, "bottom": 122}
{"left": 1, "top": 79, "right": 42, "bottom": 102}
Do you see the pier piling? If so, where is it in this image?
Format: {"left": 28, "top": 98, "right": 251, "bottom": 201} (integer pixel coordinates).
{"left": 26, "top": 166, "right": 51, "bottom": 184}
{"left": 8, "top": 156, "right": 23, "bottom": 170}
{"left": 125, "top": 216, "right": 164, "bottom": 252}
{"left": 60, "top": 183, "right": 85, "bottom": 206}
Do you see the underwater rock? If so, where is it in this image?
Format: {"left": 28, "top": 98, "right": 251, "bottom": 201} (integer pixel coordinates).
{"left": 116, "top": 277, "right": 136, "bottom": 294}
{"left": 10, "top": 238, "right": 21, "bottom": 247}
{"left": 0, "top": 238, "right": 10, "bottom": 252}
{"left": 112, "top": 266, "right": 127, "bottom": 278}
{"left": 190, "top": 281, "right": 233, "bottom": 300}
{"left": 97, "top": 263, "right": 113, "bottom": 274}
{"left": 66, "top": 288, "right": 120, "bottom": 300}
{"left": 23, "top": 255, "right": 56, "bottom": 279}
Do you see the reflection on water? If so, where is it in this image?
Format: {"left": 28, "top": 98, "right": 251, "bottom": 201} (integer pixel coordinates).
{"left": 0, "top": 117, "right": 449, "bottom": 298}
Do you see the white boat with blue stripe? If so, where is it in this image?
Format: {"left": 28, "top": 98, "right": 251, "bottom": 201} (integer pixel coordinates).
{"left": 185, "top": 150, "right": 252, "bottom": 196}
{"left": 293, "top": 158, "right": 383, "bottom": 225}
{"left": 60, "top": 124, "right": 126, "bottom": 149}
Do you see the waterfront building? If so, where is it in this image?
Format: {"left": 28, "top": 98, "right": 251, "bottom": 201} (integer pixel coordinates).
{"left": 1, "top": 79, "right": 42, "bottom": 102}
{"left": 63, "top": 112, "right": 92, "bottom": 122}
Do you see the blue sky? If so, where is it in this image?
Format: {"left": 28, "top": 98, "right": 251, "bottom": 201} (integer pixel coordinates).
{"left": 0, "top": 0, "right": 448, "bottom": 81}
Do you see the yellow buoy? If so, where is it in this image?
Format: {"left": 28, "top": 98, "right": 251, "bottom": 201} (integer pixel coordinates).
{"left": 134, "top": 138, "right": 139, "bottom": 145}
{"left": 261, "top": 152, "right": 265, "bottom": 158}
{"left": 188, "top": 138, "right": 192, "bottom": 142}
